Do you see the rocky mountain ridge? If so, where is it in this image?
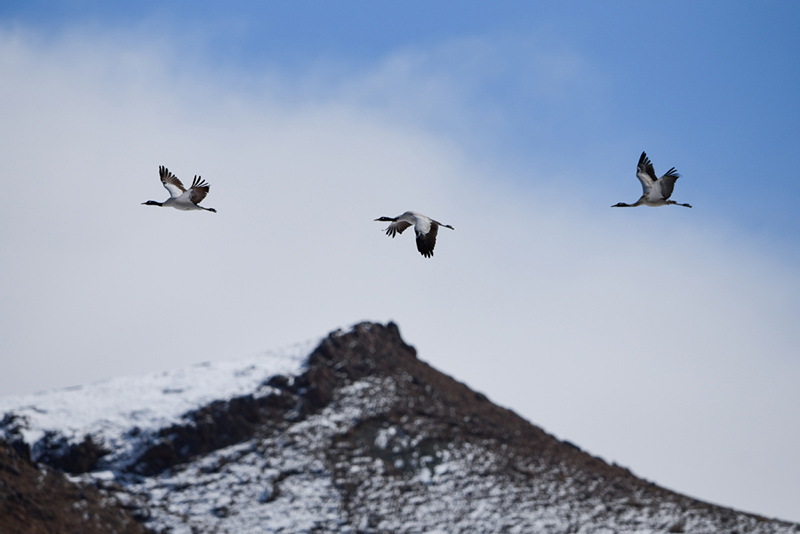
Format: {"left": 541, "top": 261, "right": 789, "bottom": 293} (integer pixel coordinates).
{"left": 1, "top": 322, "right": 797, "bottom": 533}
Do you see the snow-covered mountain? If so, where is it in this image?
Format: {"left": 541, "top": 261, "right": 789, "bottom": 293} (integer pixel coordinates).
{"left": 1, "top": 322, "right": 798, "bottom": 534}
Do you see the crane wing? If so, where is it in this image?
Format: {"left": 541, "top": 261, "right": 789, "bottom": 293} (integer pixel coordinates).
{"left": 189, "top": 175, "right": 211, "bottom": 204}
{"left": 159, "top": 166, "right": 186, "bottom": 199}
{"left": 635, "top": 152, "right": 656, "bottom": 195}
{"left": 415, "top": 223, "right": 439, "bottom": 258}
{"left": 656, "top": 168, "right": 680, "bottom": 200}
{"left": 385, "top": 220, "right": 413, "bottom": 238}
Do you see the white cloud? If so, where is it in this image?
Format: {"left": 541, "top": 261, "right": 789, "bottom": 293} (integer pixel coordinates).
{"left": 0, "top": 26, "right": 798, "bottom": 523}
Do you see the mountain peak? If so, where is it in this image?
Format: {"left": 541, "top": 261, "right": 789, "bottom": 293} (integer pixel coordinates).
{"left": 2, "top": 322, "right": 797, "bottom": 533}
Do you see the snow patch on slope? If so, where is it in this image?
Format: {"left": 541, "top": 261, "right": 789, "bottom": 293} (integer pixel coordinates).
{"left": 0, "top": 339, "right": 317, "bottom": 454}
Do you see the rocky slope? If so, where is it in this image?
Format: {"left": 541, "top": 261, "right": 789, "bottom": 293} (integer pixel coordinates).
{"left": 1, "top": 322, "right": 797, "bottom": 533}
{"left": 0, "top": 439, "right": 149, "bottom": 534}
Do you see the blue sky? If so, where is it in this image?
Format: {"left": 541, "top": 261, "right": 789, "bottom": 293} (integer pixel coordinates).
{"left": 1, "top": 0, "right": 799, "bottom": 525}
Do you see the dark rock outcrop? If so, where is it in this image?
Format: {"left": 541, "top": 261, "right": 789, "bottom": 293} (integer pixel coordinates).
{"left": 0, "top": 439, "right": 151, "bottom": 534}
{"left": 34, "top": 432, "right": 110, "bottom": 474}
{"left": 131, "top": 388, "right": 300, "bottom": 475}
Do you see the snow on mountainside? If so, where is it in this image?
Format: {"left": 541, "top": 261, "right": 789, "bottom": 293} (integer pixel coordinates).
{"left": 1, "top": 322, "right": 798, "bottom": 534}
{"left": 0, "top": 339, "right": 315, "bottom": 472}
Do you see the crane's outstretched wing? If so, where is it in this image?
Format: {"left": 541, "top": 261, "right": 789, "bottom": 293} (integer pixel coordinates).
{"left": 656, "top": 168, "right": 680, "bottom": 200}
{"left": 635, "top": 152, "right": 656, "bottom": 195}
{"left": 384, "top": 219, "right": 413, "bottom": 238}
{"left": 416, "top": 223, "right": 439, "bottom": 258}
{"left": 159, "top": 166, "right": 187, "bottom": 199}
{"left": 188, "top": 175, "right": 211, "bottom": 204}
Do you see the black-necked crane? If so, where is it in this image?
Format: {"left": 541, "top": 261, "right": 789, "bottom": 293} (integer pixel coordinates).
{"left": 375, "top": 211, "right": 454, "bottom": 258}
{"left": 612, "top": 152, "right": 692, "bottom": 208}
{"left": 142, "top": 166, "right": 217, "bottom": 212}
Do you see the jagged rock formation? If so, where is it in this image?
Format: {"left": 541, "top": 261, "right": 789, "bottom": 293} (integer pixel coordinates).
{"left": 1, "top": 322, "right": 798, "bottom": 533}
